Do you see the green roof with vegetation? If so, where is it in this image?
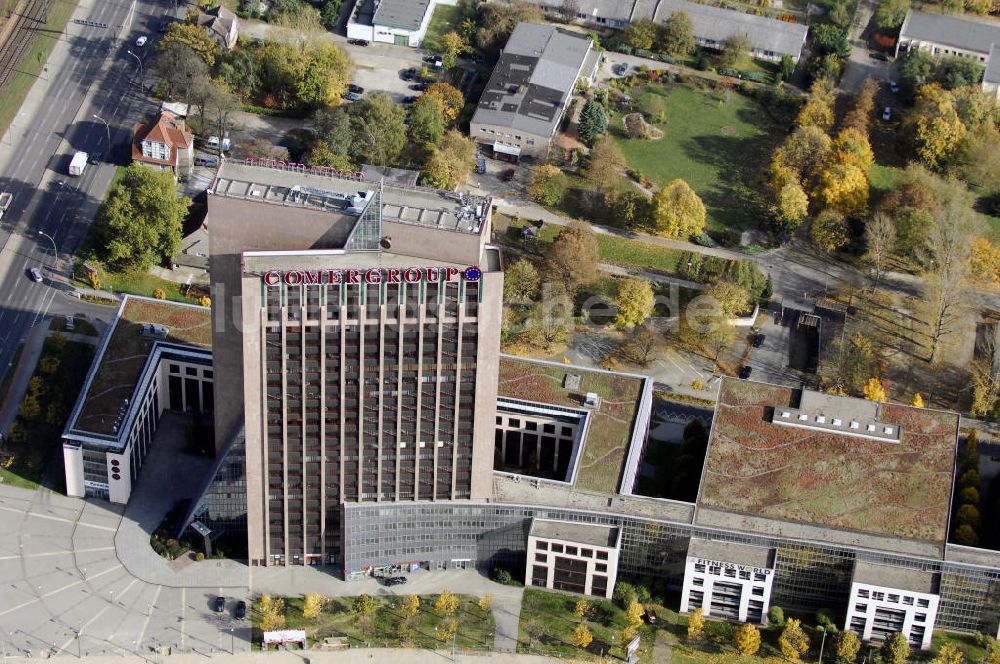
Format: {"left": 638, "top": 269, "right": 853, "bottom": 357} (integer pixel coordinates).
{"left": 74, "top": 297, "right": 211, "bottom": 436}
{"left": 497, "top": 356, "right": 646, "bottom": 494}
{"left": 698, "top": 378, "right": 960, "bottom": 543}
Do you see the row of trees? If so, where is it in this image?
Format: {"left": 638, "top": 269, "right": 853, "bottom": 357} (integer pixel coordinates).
{"left": 238, "top": 0, "right": 343, "bottom": 30}
{"left": 951, "top": 431, "right": 982, "bottom": 546}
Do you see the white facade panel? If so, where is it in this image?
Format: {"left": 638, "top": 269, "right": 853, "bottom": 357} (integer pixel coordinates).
{"left": 680, "top": 555, "right": 774, "bottom": 624}
{"left": 844, "top": 582, "right": 939, "bottom": 651}
{"left": 63, "top": 446, "right": 85, "bottom": 498}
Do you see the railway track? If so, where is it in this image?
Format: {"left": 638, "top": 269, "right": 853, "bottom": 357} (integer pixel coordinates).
{"left": 0, "top": 0, "right": 55, "bottom": 93}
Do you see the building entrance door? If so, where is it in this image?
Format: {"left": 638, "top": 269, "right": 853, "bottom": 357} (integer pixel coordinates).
{"left": 394, "top": 34, "right": 409, "bottom": 47}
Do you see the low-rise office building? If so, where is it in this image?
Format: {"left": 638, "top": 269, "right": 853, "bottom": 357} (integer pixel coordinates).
{"left": 347, "top": 0, "right": 456, "bottom": 47}
{"left": 470, "top": 22, "right": 599, "bottom": 160}
{"left": 896, "top": 10, "right": 1000, "bottom": 63}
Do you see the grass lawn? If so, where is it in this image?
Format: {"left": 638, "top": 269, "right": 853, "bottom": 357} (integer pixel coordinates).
{"left": 420, "top": 3, "right": 462, "bottom": 53}
{"left": 0, "top": 0, "right": 79, "bottom": 140}
{"left": 257, "top": 593, "right": 495, "bottom": 651}
{"left": 73, "top": 261, "right": 202, "bottom": 304}
{"left": 518, "top": 589, "right": 658, "bottom": 662}
{"left": 609, "top": 84, "right": 784, "bottom": 234}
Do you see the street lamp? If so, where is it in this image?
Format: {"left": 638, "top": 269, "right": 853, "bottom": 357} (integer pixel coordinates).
{"left": 229, "top": 628, "right": 234, "bottom": 655}
{"left": 126, "top": 50, "right": 143, "bottom": 89}
{"left": 817, "top": 626, "right": 828, "bottom": 664}
{"left": 38, "top": 230, "right": 57, "bottom": 262}
{"left": 92, "top": 114, "right": 111, "bottom": 151}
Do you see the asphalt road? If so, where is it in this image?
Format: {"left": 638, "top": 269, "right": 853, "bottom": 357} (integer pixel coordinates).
{"left": 0, "top": 0, "right": 173, "bottom": 396}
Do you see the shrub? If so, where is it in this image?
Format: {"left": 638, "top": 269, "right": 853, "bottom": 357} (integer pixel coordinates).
{"left": 195, "top": 552, "right": 205, "bottom": 561}
{"left": 491, "top": 567, "right": 514, "bottom": 585}
{"left": 613, "top": 582, "right": 638, "bottom": 608}
{"left": 816, "top": 608, "right": 836, "bottom": 627}
{"left": 635, "top": 584, "right": 652, "bottom": 604}
{"left": 769, "top": 605, "right": 785, "bottom": 626}
{"left": 153, "top": 288, "right": 166, "bottom": 299}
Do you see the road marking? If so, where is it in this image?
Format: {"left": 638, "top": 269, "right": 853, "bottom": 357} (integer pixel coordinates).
{"left": 135, "top": 584, "right": 161, "bottom": 652}
{"left": 0, "top": 563, "right": 121, "bottom": 617}
{"left": 0, "top": 505, "right": 116, "bottom": 530}
{"left": 0, "top": 545, "right": 114, "bottom": 561}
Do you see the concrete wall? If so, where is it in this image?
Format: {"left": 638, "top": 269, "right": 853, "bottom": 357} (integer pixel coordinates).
{"left": 469, "top": 122, "right": 551, "bottom": 159}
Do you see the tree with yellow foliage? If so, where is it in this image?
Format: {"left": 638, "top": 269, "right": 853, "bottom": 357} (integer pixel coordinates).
{"left": 969, "top": 237, "right": 1000, "bottom": 287}
{"left": 797, "top": 79, "right": 836, "bottom": 131}
{"left": 864, "top": 377, "right": 887, "bottom": 402}
{"left": 650, "top": 178, "right": 706, "bottom": 238}
{"left": 906, "top": 84, "right": 967, "bottom": 170}
{"left": 435, "top": 589, "right": 459, "bottom": 617}
{"left": 811, "top": 210, "right": 850, "bottom": 254}
{"left": 733, "top": 623, "right": 761, "bottom": 656}
{"left": 416, "top": 83, "right": 464, "bottom": 123}
{"left": 625, "top": 600, "right": 645, "bottom": 628}
{"left": 302, "top": 593, "right": 326, "bottom": 620}
{"left": 778, "top": 617, "right": 811, "bottom": 660}
{"left": 257, "top": 595, "right": 286, "bottom": 631}
{"left": 571, "top": 623, "right": 593, "bottom": 649}
{"left": 687, "top": 607, "right": 705, "bottom": 638}
{"left": 401, "top": 594, "right": 420, "bottom": 618}
{"left": 573, "top": 599, "right": 592, "bottom": 621}
{"left": 911, "top": 393, "right": 925, "bottom": 408}
{"left": 932, "top": 642, "right": 966, "bottom": 664}
{"left": 816, "top": 163, "right": 869, "bottom": 216}
{"left": 833, "top": 127, "right": 875, "bottom": 174}
{"left": 772, "top": 181, "right": 810, "bottom": 231}
{"left": 440, "top": 31, "right": 469, "bottom": 69}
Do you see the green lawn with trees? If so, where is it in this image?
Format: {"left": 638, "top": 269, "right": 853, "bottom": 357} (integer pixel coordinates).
{"left": 609, "top": 83, "right": 789, "bottom": 235}
{"left": 421, "top": 3, "right": 463, "bottom": 53}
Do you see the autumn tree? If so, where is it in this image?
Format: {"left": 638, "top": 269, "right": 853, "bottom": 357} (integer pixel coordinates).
{"left": 878, "top": 179, "right": 938, "bottom": 262}
{"left": 619, "top": 326, "right": 661, "bottom": 365}
{"left": 771, "top": 181, "right": 810, "bottom": 231}
{"left": 527, "top": 164, "right": 567, "bottom": 206}
{"left": 906, "top": 84, "right": 967, "bottom": 170}
{"left": 718, "top": 33, "right": 750, "bottom": 68}
{"left": 650, "top": 178, "right": 706, "bottom": 238}
{"left": 875, "top": 0, "right": 910, "bottom": 29}
{"left": 478, "top": 594, "right": 493, "bottom": 613}
{"left": 833, "top": 127, "right": 875, "bottom": 174}
{"left": 933, "top": 643, "right": 966, "bottom": 664}
{"left": 544, "top": 221, "right": 599, "bottom": 295}
{"left": 733, "top": 623, "right": 762, "bottom": 656}
{"left": 911, "top": 393, "right": 925, "bottom": 407}
{"left": 863, "top": 377, "right": 887, "bottom": 402}
{"left": 614, "top": 278, "right": 656, "bottom": 329}
{"left": 706, "top": 281, "right": 750, "bottom": 319}
{"left": 969, "top": 237, "right": 1000, "bottom": 287}
{"left": 473, "top": 1, "right": 543, "bottom": 55}
{"left": 882, "top": 632, "right": 911, "bottom": 664}
{"left": 401, "top": 594, "right": 420, "bottom": 618}
{"left": 770, "top": 125, "right": 833, "bottom": 194}
{"left": 798, "top": 79, "right": 836, "bottom": 131}
{"left": 659, "top": 11, "right": 695, "bottom": 55}
{"left": 816, "top": 163, "right": 869, "bottom": 216}
{"left": 504, "top": 259, "right": 540, "bottom": 303}
{"left": 625, "top": 600, "right": 645, "bottom": 628}
{"left": 421, "top": 130, "right": 476, "bottom": 190}
{"left": 573, "top": 599, "right": 592, "bottom": 621}
{"left": 623, "top": 18, "right": 658, "bottom": 50}
{"left": 352, "top": 594, "right": 376, "bottom": 617}
{"left": 435, "top": 589, "right": 458, "bottom": 617}
{"left": 864, "top": 212, "right": 896, "bottom": 291}
{"left": 583, "top": 136, "right": 625, "bottom": 191}
{"left": 160, "top": 21, "right": 221, "bottom": 65}
{"left": 779, "top": 618, "right": 811, "bottom": 660}
{"left": 417, "top": 82, "right": 464, "bottom": 123}
{"left": 833, "top": 629, "right": 862, "bottom": 664}
{"left": 810, "top": 209, "right": 850, "bottom": 254}
{"left": 578, "top": 99, "right": 608, "bottom": 147}
{"left": 350, "top": 93, "right": 407, "bottom": 166}
{"left": 687, "top": 607, "right": 705, "bottom": 638}
{"left": 302, "top": 593, "right": 325, "bottom": 620}
{"left": 842, "top": 77, "right": 879, "bottom": 134}
{"left": 571, "top": 623, "right": 593, "bottom": 649}
{"left": 440, "top": 31, "right": 469, "bottom": 69}
{"left": 257, "top": 595, "right": 286, "bottom": 631}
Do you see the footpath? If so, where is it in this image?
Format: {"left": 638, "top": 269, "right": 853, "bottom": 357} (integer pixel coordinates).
{"left": 0, "top": 649, "right": 563, "bottom": 664}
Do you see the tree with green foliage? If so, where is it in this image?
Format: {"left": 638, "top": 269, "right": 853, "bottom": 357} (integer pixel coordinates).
{"left": 779, "top": 55, "right": 795, "bottom": 81}
{"left": 718, "top": 33, "right": 750, "bottom": 67}
{"left": 779, "top": 618, "right": 811, "bottom": 660}
{"left": 882, "top": 632, "right": 911, "bottom": 664}
{"left": 956, "top": 504, "right": 981, "bottom": 529}
{"left": 504, "top": 259, "right": 540, "bottom": 303}
{"left": 769, "top": 605, "right": 785, "bottom": 626}
{"left": 811, "top": 209, "right": 851, "bottom": 254}
{"left": 833, "top": 629, "right": 861, "bottom": 663}
{"left": 650, "top": 178, "right": 706, "bottom": 238}
{"left": 350, "top": 93, "right": 407, "bottom": 166}
{"left": 734, "top": 623, "right": 762, "bottom": 656}
{"left": 352, "top": 594, "right": 376, "bottom": 617}
{"left": 159, "top": 22, "right": 221, "bottom": 66}
{"left": 624, "top": 18, "right": 658, "bottom": 50}
{"left": 577, "top": 99, "right": 608, "bottom": 147}
{"left": 528, "top": 165, "right": 567, "bottom": 206}
{"left": 544, "top": 221, "right": 599, "bottom": 295}
{"left": 409, "top": 95, "right": 446, "bottom": 147}
{"left": 440, "top": 31, "right": 470, "bottom": 69}
{"left": 421, "top": 130, "right": 475, "bottom": 190}
{"left": 91, "top": 163, "right": 190, "bottom": 273}
{"left": 874, "top": 0, "right": 910, "bottom": 29}
{"left": 320, "top": 0, "right": 342, "bottom": 30}
{"left": 658, "top": 12, "right": 694, "bottom": 55}
{"left": 614, "top": 278, "right": 656, "bottom": 329}
{"left": 899, "top": 50, "right": 936, "bottom": 98}
{"left": 613, "top": 582, "right": 638, "bottom": 608}
{"left": 812, "top": 24, "right": 850, "bottom": 59}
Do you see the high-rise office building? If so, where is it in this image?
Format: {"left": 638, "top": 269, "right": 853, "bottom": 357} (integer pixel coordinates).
{"left": 207, "top": 160, "right": 502, "bottom": 567}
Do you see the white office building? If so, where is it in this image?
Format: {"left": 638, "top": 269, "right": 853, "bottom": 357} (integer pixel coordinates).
{"left": 680, "top": 539, "right": 775, "bottom": 624}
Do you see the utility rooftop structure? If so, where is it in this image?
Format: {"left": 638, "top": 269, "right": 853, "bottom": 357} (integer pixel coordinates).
{"left": 470, "top": 22, "right": 599, "bottom": 160}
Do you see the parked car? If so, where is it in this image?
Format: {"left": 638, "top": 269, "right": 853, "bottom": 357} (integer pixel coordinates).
{"left": 28, "top": 267, "right": 42, "bottom": 283}
{"left": 410, "top": 82, "right": 429, "bottom": 92}
{"left": 348, "top": 84, "right": 364, "bottom": 94}
{"left": 869, "top": 51, "right": 887, "bottom": 61}
{"left": 347, "top": 38, "right": 369, "bottom": 46}
{"left": 343, "top": 92, "right": 363, "bottom": 102}
{"left": 401, "top": 68, "right": 417, "bottom": 81}
{"left": 402, "top": 95, "right": 419, "bottom": 105}
{"left": 384, "top": 576, "right": 407, "bottom": 586}
{"left": 234, "top": 601, "right": 246, "bottom": 620}
{"left": 752, "top": 334, "right": 765, "bottom": 348}
{"left": 613, "top": 63, "right": 628, "bottom": 76}
{"left": 213, "top": 596, "right": 226, "bottom": 613}
{"left": 645, "top": 608, "right": 659, "bottom": 624}
{"left": 135, "top": 35, "right": 148, "bottom": 47}
{"left": 889, "top": 80, "right": 899, "bottom": 94}
{"left": 88, "top": 151, "right": 103, "bottom": 164}
{"left": 738, "top": 366, "right": 753, "bottom": 380}
{"left": 501, "top": 168, "right": 516, "bottom": 182}
{"left": 194, "top": 156, "right": 218, "bottom": 167}
{"left": 882, "top": 106, "right": 892, "bottom": 121}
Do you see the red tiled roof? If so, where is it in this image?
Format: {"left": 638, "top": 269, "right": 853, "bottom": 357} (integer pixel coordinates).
{"left": 132, "top": 111, "right": 192, "bottom": 167}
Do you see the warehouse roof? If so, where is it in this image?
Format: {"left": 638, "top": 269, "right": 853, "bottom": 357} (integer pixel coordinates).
{"left": 373, "top": 0, "right": 431, "bottom": 30}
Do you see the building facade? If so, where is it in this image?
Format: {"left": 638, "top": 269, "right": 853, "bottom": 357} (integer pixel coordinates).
{"left": 525, "top": 519, "right": 621, "bottom": 598}
{"left": 346, "top": 0, "right": 457, "bottom": 47}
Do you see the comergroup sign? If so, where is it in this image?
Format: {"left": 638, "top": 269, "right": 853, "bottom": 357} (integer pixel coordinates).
{"left": 262, "top": 266, "right": 482, "bottom": 286}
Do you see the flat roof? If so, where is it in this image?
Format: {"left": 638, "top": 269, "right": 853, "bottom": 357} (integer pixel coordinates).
{"left": 213, "top": 161, "right": 490, "bottom": 235}
{"left": 899, "top": 10, "right": 1000, "bottom": 55}
{"left": 373, "top": 0, "right": 430, "bottom": 30}
{"left": 471, "top": 23, "right": 591, "bottom": 139}
{"left": 688, "top": 537, "right": 773, "bottom": 569}
{"left": 852, "top": 560, "right": 938, "bottom": 594}
{"left": 71, "top": 297, "right": 212, "bottom": 437}
{"left": 650, "top": 0, "right": 807, "bottom": 57}
{"left": 496, "top": 356, "right": 648, "bottom": 494}
{"left": 697, "top": 378, "right": 960, "bottom": 546}
{"left": 530, "top": 518, "right": 619, "bottom": 548}
{"left": 986, "top": 44, "right": 1000, "bottom": 84}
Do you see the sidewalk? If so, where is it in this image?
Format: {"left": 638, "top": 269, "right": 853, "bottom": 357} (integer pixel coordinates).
{"left": 0, "top": 321, "right": 47, "bottom": 435}
{"left": 0, "top": 649, "right": 561, "bottom": 663}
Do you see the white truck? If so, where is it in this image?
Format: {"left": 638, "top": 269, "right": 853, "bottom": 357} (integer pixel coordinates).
{"left": 0, "top": 192, "right": 11, "bottom": 221}
{"left": 69, "top": 151, "right": 87, "bottom": 176}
